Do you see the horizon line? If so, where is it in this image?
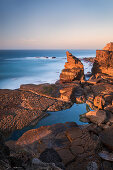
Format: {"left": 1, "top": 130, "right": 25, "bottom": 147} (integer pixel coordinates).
{"left": 0, "top": 48, "right": 97, "bottom": 50}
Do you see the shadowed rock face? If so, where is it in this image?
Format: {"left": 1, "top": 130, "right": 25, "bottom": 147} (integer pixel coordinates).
{"left": 100, "top": 126, "right": 113, "bottom": 151}
{"left": 60, "top": 51, "right": 84, "bottom": 83}
{"left": 92, "top": 42, "right": 113, "bottom": 76}
{"left": 6, "top": 122, "right": 100, "bottom": 169}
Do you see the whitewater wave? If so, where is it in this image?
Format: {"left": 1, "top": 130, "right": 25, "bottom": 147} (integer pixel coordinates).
{"left": 4, "top": 56, "right": 66, "bottom": 61}
{"left": 4, "top": 54, "right": 95, "bottom": 61}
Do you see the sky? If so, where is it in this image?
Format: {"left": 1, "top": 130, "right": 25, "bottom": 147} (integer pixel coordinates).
{"left": 0, "top": 0, "right": 113, "bottom": 49}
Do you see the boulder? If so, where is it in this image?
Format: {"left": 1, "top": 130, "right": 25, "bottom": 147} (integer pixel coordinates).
{"left": 85, "top": 110, "right": 106, "bottom": 125}
{"left": 60, "top": 51, "right": 84, "bottom": 83}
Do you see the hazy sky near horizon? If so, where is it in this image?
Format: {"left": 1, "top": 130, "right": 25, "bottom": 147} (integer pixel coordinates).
{"left": 0, "top": 0, "right": 113, "bottom": 49}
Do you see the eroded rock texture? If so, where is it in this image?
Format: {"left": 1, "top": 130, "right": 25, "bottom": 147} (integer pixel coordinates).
{"left": 0, "top": 84, "right": 72, "bottom": 136}
{"left": 60, "top": 51, "right": 84, "bottom": 83}
{"left": 92, "top": 42, "right": 113, "bottom": 76}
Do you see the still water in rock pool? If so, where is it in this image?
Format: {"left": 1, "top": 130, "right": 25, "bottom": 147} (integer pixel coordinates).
{"left": 8, "top": 103, "right": 90, "bottom": 141}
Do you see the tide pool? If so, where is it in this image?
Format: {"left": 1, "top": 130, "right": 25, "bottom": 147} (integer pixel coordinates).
{"left": 8, "top": 103, "right": 90, "bottom": 141}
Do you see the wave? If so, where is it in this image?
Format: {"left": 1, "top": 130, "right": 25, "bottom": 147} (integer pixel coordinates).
{"left": 4, "top": 56, "right": 63, "bottom": 61}
{"left": 4, "top": 54, "right": 96, "bottom": 61}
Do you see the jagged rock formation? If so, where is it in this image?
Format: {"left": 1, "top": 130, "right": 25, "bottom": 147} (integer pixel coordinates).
{"left": 60, "top": 51, "right": 84, "bottom": 83}
{"left": 92, "top": 42, "right": 113, "bottom": 76}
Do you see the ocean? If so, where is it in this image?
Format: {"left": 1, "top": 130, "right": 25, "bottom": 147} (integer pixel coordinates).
{"left": 0, "top": 49, "right": 96, "bottom": 140}
{"left": 0, "top": 50, "right": 96, "bottom": 89}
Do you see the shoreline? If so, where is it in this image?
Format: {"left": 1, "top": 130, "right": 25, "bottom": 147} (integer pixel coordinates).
{"left": 1, "top": 44, "right": 113, "bottom": 170}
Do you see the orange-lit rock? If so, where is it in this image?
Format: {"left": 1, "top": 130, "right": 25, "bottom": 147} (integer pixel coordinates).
{"left": 60, "top": 51, "right": 84, "bottom": 83}
{"left": 94, "top": 96, "right": 105, "bottom": 109}
{"left": 92, "top": 42, "right": 113, "bottom": 76}
{"left": 103, "top": 42, "right": 113, "bottom": 51}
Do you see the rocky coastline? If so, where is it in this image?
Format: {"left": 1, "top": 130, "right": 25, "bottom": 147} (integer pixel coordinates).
{"left": 1, "top": 42, "right": 113, "bottom": 169}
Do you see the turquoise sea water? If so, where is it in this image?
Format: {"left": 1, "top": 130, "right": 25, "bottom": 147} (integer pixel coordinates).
{"left": 0, "top": 50, "right": 96, "bottom": 89}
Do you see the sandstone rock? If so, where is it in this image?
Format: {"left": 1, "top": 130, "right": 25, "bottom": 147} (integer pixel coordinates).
{"left": 91, "top": 83, "right": 113, "bottom": 97}
{"left": 0, "top": 84, "right": 73, "bottom": 135}
{"left": 60, "top": 51, "right": 84, "bottom": 83}
{"left": 60, "top": 86, "right": 76, "bottom": 101}
{"left": 87, "top": 94, "right": 94, "bottom": 102}
{"left": 86, "top": 100, "right": 95, "bottom": 110}
{"left": 47, "top": 100, "right": 72, "bottom": 111}
{"left": 103, "top": 42, "right": 113, "bottom": 51}
{"left": 94, "top": 96, "right": 105, "bottom": 109}
{"left": 87, "top": 78, "right": 102, "bottom": 85}
{"left": 100, "top": 126, "right": 113, "bottom": 150}
{"left": 92, "top": 42, "right": 113, "bottom": 76}
{"left": 76, "top": 95, "right": 85, "bottom": 103}
{"left": 85, "top": 110, "right": 106, "bottom": 125}
{"left": 20, "top": 83, "right": 62, "bottom": 98}
{"left": 88, "top": 75, "right": 95, "bottom": 81}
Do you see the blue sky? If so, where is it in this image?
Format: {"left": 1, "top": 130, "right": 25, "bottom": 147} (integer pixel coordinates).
{"left": 0, "top": 0, "right": 113, "bottom": 49}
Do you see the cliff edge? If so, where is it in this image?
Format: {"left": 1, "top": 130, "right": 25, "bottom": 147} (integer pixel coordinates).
{"left": 92, "top": 42, "right": 113, "bottom": 76}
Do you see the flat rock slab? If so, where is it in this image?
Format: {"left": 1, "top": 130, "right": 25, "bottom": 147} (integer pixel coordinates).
{"left": 20, "top": 83, "right": 62, "bottom": 98}
{"left": 91, "top": 83, "right": 113, "bottom": 96}
{"left": 0, "top": 87, "right": 72, "bottom": 135}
